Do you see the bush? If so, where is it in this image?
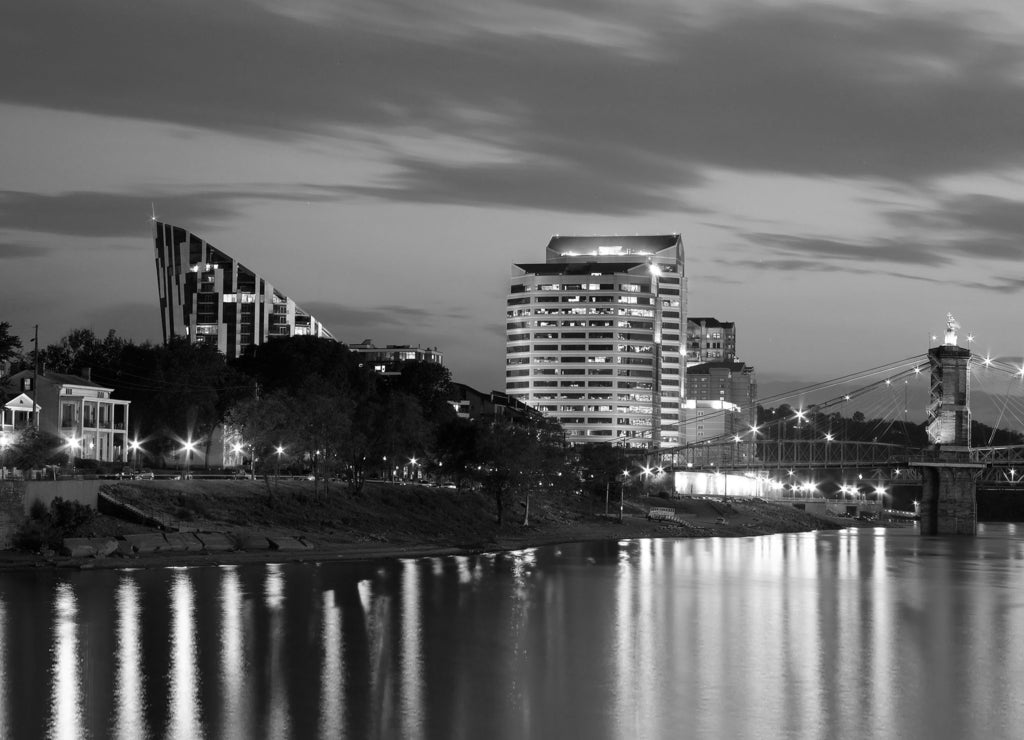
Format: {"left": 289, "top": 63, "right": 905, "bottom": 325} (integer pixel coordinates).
{"left": 50, "top": 497, "right": 94, "bottom": 532}
{"left": 12, "top": 497, "right": 95, "bottom": 552}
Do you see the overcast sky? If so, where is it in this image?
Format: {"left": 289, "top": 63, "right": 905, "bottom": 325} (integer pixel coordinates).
{"left": 4, "top": 0, "right": 1024, "bottom": 403}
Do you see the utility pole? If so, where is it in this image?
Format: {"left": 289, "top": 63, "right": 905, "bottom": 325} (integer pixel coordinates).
{"left": 32, "top": 324, "right": 39, "bottom": 429}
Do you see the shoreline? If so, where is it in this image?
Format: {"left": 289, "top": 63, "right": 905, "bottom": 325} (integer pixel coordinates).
{"left": 0, "top": 514, "right": 897, "bottom": 573}
{"left": 1, "top": 479, "right": 905, "bottom": 573}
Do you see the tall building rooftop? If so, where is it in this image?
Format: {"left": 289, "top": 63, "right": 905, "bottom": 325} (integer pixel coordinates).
{"left": 153, "top": 222, "right": 334, "bottom": 359}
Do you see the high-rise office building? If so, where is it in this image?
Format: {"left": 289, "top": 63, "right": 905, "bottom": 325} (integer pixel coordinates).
{"left": 154, "top": 222, "right": 335, "bottom": 358}
{"left": 506, "top": 234, "right": 686, "bottom": 448}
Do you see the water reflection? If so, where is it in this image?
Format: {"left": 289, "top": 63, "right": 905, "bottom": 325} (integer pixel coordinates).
{"left": 219, "top": 566, "right": 248, "bottom": 740}
{"left": 400, "top": 560, "right": 423, "bottom": 740}
{"left": 319, "top": 589, "right": 344, "bottom": 739}
{"left": 167, "top": 569, "right": 201, "bottom": 740}
{"left": 113, "top": 577, "right": 146, "bottom": 740}
{"left": 263, "top": 563, "right": 289, "bottom": 739}
{"left": 49, "top": 583, "right": 82, "bottom": 740}
{"left": 0, "top": 596, "right": 6, "bottom": 739}
{"left": 7, "top": 527, "right": 1024, "bottom": 737}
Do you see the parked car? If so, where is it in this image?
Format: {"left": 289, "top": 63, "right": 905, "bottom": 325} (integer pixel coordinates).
{"left": 134, "top": 469, "right": 154, "bottom": 480}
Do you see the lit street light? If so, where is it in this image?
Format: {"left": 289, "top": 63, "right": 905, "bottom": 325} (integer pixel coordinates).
{"left": 620, "top": 469, "right": 629, "bottom": 522}
{"left": 0, "top": 432, "right": 10, "bottom": 479}
{"left": 129, "top": 439, "right": 142, "bottom": 473}
{"left": 65, "top": 436, "right": 81, "bottom": 471}
{"left": 182, "top": 438, "right": 197, "bottom": 480}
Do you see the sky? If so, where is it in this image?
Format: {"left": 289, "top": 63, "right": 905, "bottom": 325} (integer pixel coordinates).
{"left": 5, "top": 0, "right": 1024, "bottom": 409}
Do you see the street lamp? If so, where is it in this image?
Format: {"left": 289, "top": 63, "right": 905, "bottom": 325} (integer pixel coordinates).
{"left": 0, "top": 432, "right": 10, "bottom": 479}
{"left": 65, "top": 436, "right": 81, "bottom": 470}
{"left": 620, "top": 469, "right": 629, "bottom": 522}
{"left": 182, "top": 438, "right": 197, "bottom": 480}
{"left": 275, "top": 445, "right": 285, "bottom": 480}
{"left": 129, "top": 439, "right": 142, "bottom": 472}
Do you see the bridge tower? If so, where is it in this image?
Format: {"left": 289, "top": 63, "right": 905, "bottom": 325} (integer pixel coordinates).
{"left": 912, "top": 315, "right": 985, "bottom": 535}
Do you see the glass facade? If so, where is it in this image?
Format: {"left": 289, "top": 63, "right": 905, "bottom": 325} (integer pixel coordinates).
{"left": 154, "top": 222, "right": 334, "bottom": 359}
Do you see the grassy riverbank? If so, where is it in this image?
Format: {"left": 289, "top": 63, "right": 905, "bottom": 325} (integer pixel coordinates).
{"left": 4, "top": 479, "right": 874, "bottom": 569}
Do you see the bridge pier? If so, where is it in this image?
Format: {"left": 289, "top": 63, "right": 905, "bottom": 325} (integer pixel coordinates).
{"left": 914, "top": 457, "right": 985, "bottom": 535}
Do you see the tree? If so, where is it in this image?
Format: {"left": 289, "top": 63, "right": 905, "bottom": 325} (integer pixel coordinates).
{"left": 3, "top": 428, "right": 65, "bottom": 471}
{"left": 575, "top": 442, "right": 637, "bottom": 506}
{"left": 225, "top": 391, "right": 294, "bottom": 496}
{"left": 474, "top": 418, "right": 567, "bottom": 526}
{"left": 394, "top": 361, "right": 456, "bottom": 422}
{"left": 433, "top": 417, "right": 478, "bottom": 490}
{"left": 117, "top": 338, "right": 249, "bottom": 464}
{"left": 34, "top": 328, "right": 129, "bottom": 379}
{"left": 0, "top": 322, "right": 23, "bottom": 376}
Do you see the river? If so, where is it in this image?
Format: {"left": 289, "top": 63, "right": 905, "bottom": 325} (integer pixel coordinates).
{"left": 2, "top": 524, "right": 1023, "bottom": 739}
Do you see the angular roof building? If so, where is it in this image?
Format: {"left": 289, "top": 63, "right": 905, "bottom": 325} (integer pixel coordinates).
{"left": 154, "top": 222, "right": 334, "bottom": 358}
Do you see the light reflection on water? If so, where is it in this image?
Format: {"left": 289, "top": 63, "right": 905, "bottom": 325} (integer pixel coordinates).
{"left": 5, "top": 526, "right": 1024, "bottom": 738}
{"left": 112, "top": 577, "right": 145, "bottom": 740}
{"left": 167, "top": 569, "right": 201, "bottom": 740}
{"left": 49, "top": 582, "right": 82, "bottom": 740}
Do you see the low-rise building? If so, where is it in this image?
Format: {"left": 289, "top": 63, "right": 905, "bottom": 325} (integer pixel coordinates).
{"left": 680, "top": 361, "right": 757, "bottom": 445}
{"left": 1, "top": 370, "right": 131, "bottom": 462}
{"left": 349, "top": 339, "right": 444, "bottom": 377}
{"left": 449, "top": 383, "right": 545, "bottom": 424}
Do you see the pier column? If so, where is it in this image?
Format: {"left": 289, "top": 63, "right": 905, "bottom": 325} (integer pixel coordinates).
{"left": 914, "top": 320, "right": 986, "bottom": 535}
{"left": 915, "top": 462, "right": 984, "bottom": 535}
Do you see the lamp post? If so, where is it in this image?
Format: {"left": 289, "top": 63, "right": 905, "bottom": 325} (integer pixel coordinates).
{"left": 129, "top": 439, "right": 141, "bottom": 473}
{"left": 182, "top": 438, "right": 197, "bottom": 480}
{"left": 65, "top": 436, "right": 80, "bottom": 472}
{"left": 275, "top": 445, "right": 285, "bottom": 481}
{"left": 620, "top": 469, "right": 628, "bottom": 523}
{"left": 0, "top": 432, "right": 9, "bottom": 479}
{"left": 231, "top": 442, "right": 244, "bottom": 477}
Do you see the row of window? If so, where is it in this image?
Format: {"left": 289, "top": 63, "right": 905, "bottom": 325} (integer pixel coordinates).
{"left": 551, "top": 415, "right": 678, "bottom": 425}
{"left": 508, "top": 295, "right": 655, "bottom": 306}
{"left": 507, "top": 320, "right": 664, "bottom": 331}
{"left": 509, "top": 343, "right": 677, "bottom": 353}
{"left": 530, "top": 392, "right": 655, "bottom": 401}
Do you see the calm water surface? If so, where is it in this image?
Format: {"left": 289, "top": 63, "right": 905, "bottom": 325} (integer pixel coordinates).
{"left": 2, "top": 524, "right": 1024, "bottom": 739}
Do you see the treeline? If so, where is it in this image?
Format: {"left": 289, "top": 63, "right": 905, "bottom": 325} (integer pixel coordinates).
{"left": 756, "top": 404, "right": 1024, "bottom": 447}
{"left": 0, "top": 323, "right": 642, "bottom": 523}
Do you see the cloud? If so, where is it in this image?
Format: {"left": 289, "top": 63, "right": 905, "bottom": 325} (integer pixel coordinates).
{"left": 0, "top": 242, "right": 52, "bottom": 259}
{"left": 299, "top": 301, "right": 471, "bottom": 341}
{"left": 333, "top": 155, "right": 699, "bottom": 214}
{"left": 0, "top": 187, "right": 343, "bottom": 238}
{"left": 892, "top": 194, "right": 1024, "bottom": 258}
{"left": 0, "top": 190, "right": 236, "bottom": 237}
{"left": 729, "top": 229, "right": 1024, "bottom": 291}
{"left": 6, "top": 2, "right": 1024, "bottom": 214}
{"left": 748, "top": 233, "right": 952, "bottom": 267}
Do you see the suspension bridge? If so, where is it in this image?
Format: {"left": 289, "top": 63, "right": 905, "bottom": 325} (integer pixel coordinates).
{"left": 661, "top": 317, "right": 1024, "bottom": 535}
